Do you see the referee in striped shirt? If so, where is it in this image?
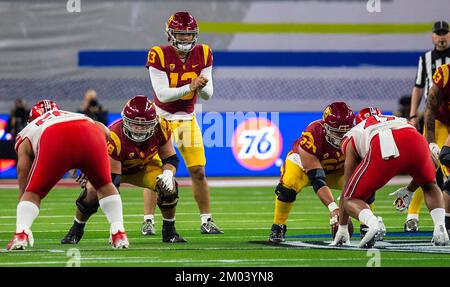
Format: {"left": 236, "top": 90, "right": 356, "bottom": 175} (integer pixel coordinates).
{"left": 405, "top": 20, "right": 450, "bottom": 233}
{"left": 409, "top": 20, "right": 450, "bottom": 127}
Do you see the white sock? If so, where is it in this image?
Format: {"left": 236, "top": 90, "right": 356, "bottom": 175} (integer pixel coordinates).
{"left": 406, "top": 213, "right": 419, "bottom": 221}
{"left": 200, "top": 213, "right": 212, "bottom": 224}
{"left": 358, "top": 209, "right": 377, "bottom": 227}
{"left": 430, "top": 208, "right": 445, "bottom": 227}
{"left": 445, "top": 213, "right": 450, "bottom": 217}
{"left": 99, "top": 194, "right": 125, "bottom": 234}
{"left": 16, "top": 201, "right": 39, "bottom": 233}
{"left": 144, "top": 214, "right": 154, "bottom": 222}
{"left": 163, "top": 217, "right": 175, "bottom": 222}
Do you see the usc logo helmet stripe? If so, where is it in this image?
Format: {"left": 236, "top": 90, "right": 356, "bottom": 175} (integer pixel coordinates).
{"left": 322, "top": 106, "right": 332, "bottom": 121}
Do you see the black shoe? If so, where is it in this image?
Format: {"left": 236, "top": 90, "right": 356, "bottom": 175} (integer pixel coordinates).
{"left": 61, "top": 223, "right": 85, "bottom": 244}
{"left": 162, "top": 221, "right": 187, "bottom": 243}
{"left": 269, "top": 224, "right": 286, "bottom": 243}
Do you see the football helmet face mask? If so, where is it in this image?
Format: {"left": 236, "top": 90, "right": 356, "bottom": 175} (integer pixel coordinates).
{"left": 355, "top": 107, "right": 382, "bottom": 125}
{"left": 121, "top": 96, "right": 158, "bottom": 142}
{"left": 322, "top": 102, "right": 355, "bottom": 149}
{"left": 166, "top": 12, "right": 198, "bottom": 53}
{"left": 28, "top": 100, "right": 60, "bottom": 122}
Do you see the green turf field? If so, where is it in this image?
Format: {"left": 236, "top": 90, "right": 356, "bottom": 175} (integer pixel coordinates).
{"left": 1, "top": 184, "right": 450, "bottom": 266}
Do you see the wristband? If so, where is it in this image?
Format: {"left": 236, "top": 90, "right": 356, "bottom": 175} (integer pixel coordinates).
{"left": 328, "top": 202, "right": 339, "bottom": 212}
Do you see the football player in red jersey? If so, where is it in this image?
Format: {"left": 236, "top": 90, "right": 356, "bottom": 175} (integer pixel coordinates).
{"left": 61, "top": 96, "right": 187, "bottom": 243}
{"left": 269, "top": 102, "right": 354, "bottom": 243}
{"left": 145, "top": 12, "right": 222, "bottom": 234}
{"left": 7, "top": 100, "right": 128, "bottom": 250}
{"left": 332, "top": 110, "right": 448, "bottom": 247}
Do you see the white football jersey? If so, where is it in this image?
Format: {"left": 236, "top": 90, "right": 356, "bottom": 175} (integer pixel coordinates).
{"left": 342, "top": 115, "right": 415, "bottom": 159}
{"left": 15, "top": 110, "right": 93, "bottom": 154}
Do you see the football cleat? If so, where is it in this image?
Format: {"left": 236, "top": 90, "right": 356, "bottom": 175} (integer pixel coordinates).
{"left": 6, "top": 229, "right": 34, "bottom": 251}
{"left": 141, "top": 219, "right": 156, "bottom": 236}
{"left": 269, "top": 224, "right": 286, "bottom": 243}
{"left": 61, "top": 225, "right": 84, "bottom": 244}
{"left": 200, "top": 218, "right": 224, "bottom": 234}
{"left": 404, "top": 218, "right": 419, "bottom": 232}
{"left": 359, "top": 217, "right": 386, "bottom": 248}
{"left": 162, "top": 225, "right": 187, "bottom": 243}
{"left": 111, "top": 231, "right": 129, "bottom": 249}
{"left": 431, "top": 225, "right": 449, "bottom": 246}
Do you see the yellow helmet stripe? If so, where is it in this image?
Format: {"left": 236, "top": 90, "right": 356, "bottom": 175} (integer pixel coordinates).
{"left": 109, "top": 131, "right": 121, "bottom": 157}
{"left": 152, "top": 46, "right": 165, "bottom": 68}
{"left": 202, "top": 44, "right": 210, "bottom": 66}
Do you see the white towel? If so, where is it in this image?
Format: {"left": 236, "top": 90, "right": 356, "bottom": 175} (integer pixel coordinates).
{"left": 378, "top": 129, "right": 400, "bottom": 159}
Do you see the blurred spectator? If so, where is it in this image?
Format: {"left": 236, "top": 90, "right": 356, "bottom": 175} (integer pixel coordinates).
{"left": 396, "top": 95, "right": 423, "bottom": 134}
{"left": 6, "top": 99, "right": 30, "bottom": 140}
{"left": 77, "top": 89, "right": 108, "bottom": 125}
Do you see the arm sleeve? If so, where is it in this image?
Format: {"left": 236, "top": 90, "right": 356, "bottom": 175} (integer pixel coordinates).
{"left": 198, "top": 66, "right": 213, "bottom": 100}
{"left": 149, "top": 67, "right": 191, "bottom": 103}
{"left": 414, "top": 55, "right": 425, "bottom": 88}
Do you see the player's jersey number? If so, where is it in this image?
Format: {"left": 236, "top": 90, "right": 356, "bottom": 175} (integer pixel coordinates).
{"left": 169, "top": 72, "right": 198, "bottom": 100}
{"left": 35, "top": 110, "right": 69, "bottom": 126}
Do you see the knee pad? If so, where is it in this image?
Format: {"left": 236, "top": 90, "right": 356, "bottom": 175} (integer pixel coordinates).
{"left": 157, "top": 180, "right": 179, "bottom": 210}
{"left": 274, "top": 183, "right": 297, "bottom": 203}
{"left": 440, "top": 146, "right": 450, "bottom": 167}
{"left": 75, "top": 187, "right": 99, "bottom": 216}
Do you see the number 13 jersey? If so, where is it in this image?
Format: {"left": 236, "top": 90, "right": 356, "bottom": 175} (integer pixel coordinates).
{"left": 145, "top": 44, "right": 213, "bottom": 115}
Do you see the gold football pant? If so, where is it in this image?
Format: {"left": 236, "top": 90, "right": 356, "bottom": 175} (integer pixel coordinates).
{"left": 273, "top": 151, "right": 344, "bottom": 225}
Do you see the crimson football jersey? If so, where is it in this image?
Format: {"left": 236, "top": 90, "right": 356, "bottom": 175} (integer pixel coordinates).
{"left": 107, "top": 118, "right": 171, "bottom": 175}
{"left": 292, "top": 120, "right": 345, "bottom": 172}
{"left": 145, "top": 44, "right": 213, "bottom": 114}
{"left": 433, "top": 63, "right": 450, "bottom": 126}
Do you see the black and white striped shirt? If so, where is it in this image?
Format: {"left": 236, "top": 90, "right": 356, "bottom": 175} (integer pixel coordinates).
{"left": 415, "top": 48, "right": 450, "bottom": 99}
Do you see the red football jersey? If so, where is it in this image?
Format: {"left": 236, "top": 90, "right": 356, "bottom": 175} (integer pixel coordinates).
{"left": 145, "top": 44, "right": 213, "bottom": 114}
{"left": 433, "top": 63, "right": 450, "bottom": 126}
{"left": 107, "top": 118, "right": 171, "bottom": 175}
{"left": 292, "top": 120, "right": 345, "bottom": 172}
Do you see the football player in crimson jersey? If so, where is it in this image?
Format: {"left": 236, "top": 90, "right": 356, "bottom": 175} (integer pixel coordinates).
{"left": 62, "top": 96, "right": 187, "bottom": 244}
{"left": 7, "top": 100, "right": 128, "bottom": 250}
{"left": 269, "top": 102, "right": 355, "bottom": 243}
{"left": 332, "top": 112, "right": 449, "bottom": 247}
{"left": 394, "top": 63, "right": 450, "bottom": 233}
{"left": 145, "top": 11, "right": 222, "bottom": 234}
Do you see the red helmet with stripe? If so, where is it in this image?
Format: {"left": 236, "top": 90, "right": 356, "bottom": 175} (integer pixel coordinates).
{"left": 28, "top": 100, "right": 59, "bottom": 122}
{"left": 166, "top": 12, "right": 198, "bottom": 53}
{"left": 355, "top": 107, "right": 382, "bottom": 125}
{"left": 121, "top": 95, "right": 158, "bottom": 142}
{"left": 322, "top": 102, "right": 355, "bottom": 149}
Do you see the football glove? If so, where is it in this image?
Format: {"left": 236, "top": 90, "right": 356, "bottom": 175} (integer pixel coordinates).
{"left": 156, "top": 170, "right": 174, "bottom": 192}
{"left": 330, "top": 225, "right": 351, "bottom": 246}
{"left": 429, "top": 142, "right": 441, "bottom": 166}
{"left": 389, "top": 186, "right": 414, "bottom": 212}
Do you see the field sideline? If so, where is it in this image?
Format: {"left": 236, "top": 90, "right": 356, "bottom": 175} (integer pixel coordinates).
{"left": 1, "top": 183, "right": 449, "bottom": 267}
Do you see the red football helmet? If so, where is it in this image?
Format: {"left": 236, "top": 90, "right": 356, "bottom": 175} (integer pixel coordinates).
{"left": 355, "top": 107, "right": 382, "bottom": 125}
{"left": 166, "top": 12, "right": 199, "bottom": 53}
{"left": 322, "top": 102, "right": 355, "bottom": 149}
{"left": 28, "top": 100, "right": 59, "bottom": 122}
{"left": 121, "top": 95, "right": 158, "bottom": 142}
